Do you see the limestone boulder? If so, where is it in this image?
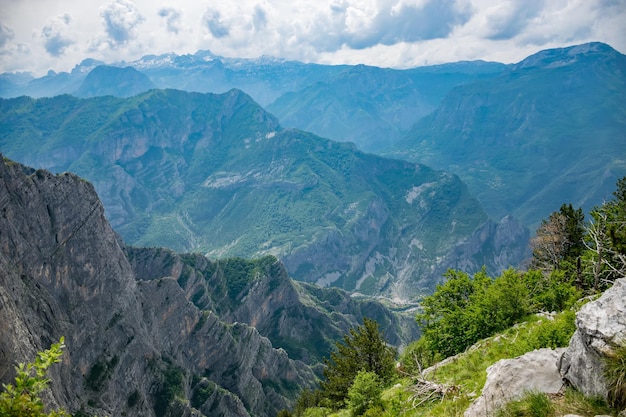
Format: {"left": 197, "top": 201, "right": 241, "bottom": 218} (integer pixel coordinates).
{"left": 465, "top": 348, "right": 566, "bottom": 417}
{"left": 558, "top": 278, "right": 626, "bottom": 400}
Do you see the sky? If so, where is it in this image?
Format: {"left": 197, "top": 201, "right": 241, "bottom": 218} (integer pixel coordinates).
{"left": 1, "top": 0, "right": 625, "bottom": 76}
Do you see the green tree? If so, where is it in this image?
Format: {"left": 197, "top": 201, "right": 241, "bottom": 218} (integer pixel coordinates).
{"left": 416, "top": 268, "right": 530, "bottom": 358}
{"left": 347, "top": 371, "right": 383, "bottom": 416}
{"left": 0, "top": 337, "right": 69, "bottom": 417}
{"left": 530, "top": 204, "right": 585, "bottom": 273}
{"left": 320, "top": 318, "right": 396, "bottom": 408}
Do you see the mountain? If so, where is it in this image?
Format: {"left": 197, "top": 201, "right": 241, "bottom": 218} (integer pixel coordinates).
{"left": 74, "top": 65, "right": 156, "bottom": 98}
{"left": 0, "top": 155, "right": 418, "bottom": 416}
{"left": 0, "top": 58, "right": 104, "bottom": 98}
{"left": 0, "top": 89, "right": 527, "bottom": 300}
{"left": 388, "top": 42, "right": 626, "bottom": 228}
{"left": 266, "top": 61, "right": 505, "bottom": 152}
{"left": 0, "top": 50, "right": 504, "bottom": 151}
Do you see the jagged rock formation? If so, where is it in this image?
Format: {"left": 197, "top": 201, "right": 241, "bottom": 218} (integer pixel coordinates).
{"left": 558, "top": 278, "right": 626, "bottom": 400}
{"left": 0, "top": 155, "right": 313, "bottom": 416}
{"left": 0, "top": 156, "right": 416, "bottom": 416}
{"left": 464, "top": 348, "right": 565, "bottom": 417}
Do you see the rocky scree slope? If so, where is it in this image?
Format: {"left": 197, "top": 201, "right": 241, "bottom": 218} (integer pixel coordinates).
{"left": 0, "top": 155, "right": 402, "bottom": 417}
{"left": 0, "top": 89, "right": 527, "bottom": 299}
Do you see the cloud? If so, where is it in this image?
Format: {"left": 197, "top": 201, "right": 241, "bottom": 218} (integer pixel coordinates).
{"left": 300, "top": 0, "right": 472, "bottom": 52}
{"left": 253, "top": 5, "right": 267, "bottom": 31}
{"left": 158, "top": 7, "right": 181, "bottom": 34}
{"left": 482, "top": 0, "right": 545, "bottom": 40}
{"left": 100, "top": 0, "right": 145, "bottom": 45}
{"left": 203, "top": 9, "right": 230, "bottom": 38}
{"left": 0, "top": 21, "right": 15, "bottom": 49}
{"left": 41, "top": 14, "right": 74, "bottom": 56}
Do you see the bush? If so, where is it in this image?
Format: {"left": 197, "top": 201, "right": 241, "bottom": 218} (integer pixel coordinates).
{"left": 347, "top": 371, "right": 383, "bottom": 416}
{"left": 0, "top": 337, "right": 69, "bottom": 417}
{"left": 416, "top": 268, "right": 529, "bottom": 359}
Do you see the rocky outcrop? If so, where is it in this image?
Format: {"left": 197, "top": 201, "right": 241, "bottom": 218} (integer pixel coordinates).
{"left": 464, "top": 348, "right": 566, "bottom": 417}
{"left": 125, "top": 247, "right": 419, "bottom": 366}
{"left": 0, "top": 156, "right": 316, "bottom": 417}
{"left": 558, "top": 278, "right": 626, "bottom": 400}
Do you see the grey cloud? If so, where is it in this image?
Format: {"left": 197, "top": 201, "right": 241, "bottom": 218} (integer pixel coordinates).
{"left": 0, "top": 21, "right": 15, "bottom": 48}
{"left": 203, "top": 9, "right": 229, "bottom": 38}
{"left": 101, "top": 0, "right": 145, "bottom": 45}
{"left": 364, "top": 0, "right": 472, "bottom": 48}
{"left": 311, "top": 0, "right": 472, "bottom": 52}
{"left": 253, "top": 5, "right": 267, "bottom": 31}
{"left": 158, "top": 7, "right": 182, "bottom": 34}
{"left": 486, "top": 0, "right": 545, "bottom": 40}
{"left": 41, "top": 14, "right": 74, "bottom": 57}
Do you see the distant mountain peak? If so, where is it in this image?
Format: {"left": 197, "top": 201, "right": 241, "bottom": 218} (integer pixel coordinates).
{"left": 71, "top": 58, "right": 106, "bottom": 74}
{"left": 512, "top": 42, "right": 620, "bottom": 70}
{"left": 74, "top": 65, "right": 155, "bottom": 98}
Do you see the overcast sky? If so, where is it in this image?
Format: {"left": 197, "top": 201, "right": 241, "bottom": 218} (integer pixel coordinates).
{"left": 1, "top": 0, "right": 625, "bottom": 76}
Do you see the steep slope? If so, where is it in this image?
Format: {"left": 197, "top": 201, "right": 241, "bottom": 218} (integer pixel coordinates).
{"left": 0, "top": 156, "right": 315, "bottom": 417}
{"left": 389, "top": 42, "right": 626, "bottom": 228}
{"left": 74, "top": 65, "right": 156, "bottom": 98}
{"left": 126, "top": 248, "right": 419, "bottom": 365}
{"left": 267, "top": 61, "right": 505, "bottom": 152}
{"left": 0, "top": 89, "right": 526, "bottom": 299}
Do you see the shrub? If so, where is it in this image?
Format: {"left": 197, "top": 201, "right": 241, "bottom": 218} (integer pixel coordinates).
{"left": 347, "top": 371, "right": 383, "bottom": 416}
{"left": 0, "top": 337, "right": 69, "bottom": 417}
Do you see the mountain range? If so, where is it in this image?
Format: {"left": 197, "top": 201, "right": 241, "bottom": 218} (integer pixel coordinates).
{"left": 0, "top": 155, "right": 417, "bottom": 417}
{"left": 388, "top": 42, "right": 626, "bottom": 227}
{"left": 0, "top": 89, "right": 527, "bottom": 300}
{"left": 1, "top": 42, "right": 623, "bottom": 231}
{"left": 0, "top": 50, "right": 505, "bottom": 152}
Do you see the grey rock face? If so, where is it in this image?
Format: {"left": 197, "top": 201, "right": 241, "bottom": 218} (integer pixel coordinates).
{"left": 464, "top": 348, "right": 566, "bottom": 417}
{"left": 558, "top": 278, "right": 626, "bottom": 400}
{"left": 0, "top": 156, "right": 315, "bottom": 417}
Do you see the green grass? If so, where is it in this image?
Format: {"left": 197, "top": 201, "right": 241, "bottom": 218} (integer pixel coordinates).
{"left": 304, "top": 310, "right": 616, "bottom": 417}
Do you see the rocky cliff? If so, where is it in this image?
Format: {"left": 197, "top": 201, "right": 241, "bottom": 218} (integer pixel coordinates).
{"left": 0, "top": 156, "right": 415, "bottom": 416}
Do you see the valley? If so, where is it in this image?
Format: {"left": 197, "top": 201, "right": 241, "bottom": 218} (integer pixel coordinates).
{"left": 1, "top": 40, "right": 625, "bottom": 417}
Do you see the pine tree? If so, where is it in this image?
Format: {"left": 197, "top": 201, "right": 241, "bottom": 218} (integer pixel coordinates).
{"left": 320, "top": 318, "right": 396, "bottom": 408}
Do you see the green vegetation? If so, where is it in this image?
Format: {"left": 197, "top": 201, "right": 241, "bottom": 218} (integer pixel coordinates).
{"left": 604, "top": 343, "right": 626, "bottom": 410}
{"left": 85, "top": 355, "right": 119, "bottom": 391}
{"left": 154, "top": 363, "right": 185, "bottom": 417}
{"left": 347, "top": 371, "right": 384, "bottom": 416}
{"left": 0, "top": 337, "right": 69, "bottom": 417}
{"left": 292, "top": 177, "right": 626, "bottom": 417}
{"left": 391, "top": 44, "right": 626, "bottom": 229}
{"left": 320, "top": 318, "right": 396, "bottom": 409}
{"left": 495, "top": 391, "right": 555, "bottom": 417}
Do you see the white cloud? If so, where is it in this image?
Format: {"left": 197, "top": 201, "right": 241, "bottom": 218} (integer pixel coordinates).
{"left": 0, "top": 20, "right": 14, "bottom": 49}
{"left": 158, "top": 7, "right": 182, "bottom": 35}
{"left": 41, "top": 14, "right": 74, "bottom": 56}
{"left": 100, "top": 0, "right": 145, "bottom": 46}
